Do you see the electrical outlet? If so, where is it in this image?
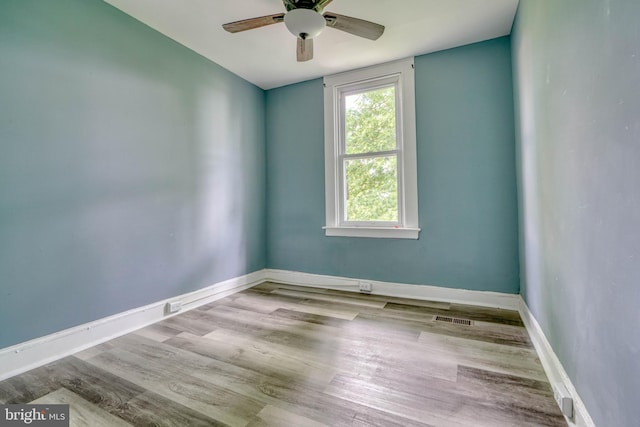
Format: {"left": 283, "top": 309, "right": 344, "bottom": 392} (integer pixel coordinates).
{"left": 165, "top": 301, "right": 182, "bottom": 314}
{"left": 359, "top": 282, "right": 372, "bottom": 293}
{"left": 553, "top": 383, "right": 574, "bottom": 418}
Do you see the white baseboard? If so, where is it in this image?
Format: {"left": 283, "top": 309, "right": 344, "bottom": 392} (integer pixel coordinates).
{"left": 0, "top": 270, "right": 266, "bottom": 382}
{"left": 518, "top": 297, "right": 596, "bottom": 427}
{"left": 264, "top": 269, "right": 521, "bottom": 310}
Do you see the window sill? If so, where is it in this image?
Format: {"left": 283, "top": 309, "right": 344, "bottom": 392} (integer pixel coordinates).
{"left": 323, "top": 226, "right": 420, "bottom": 239}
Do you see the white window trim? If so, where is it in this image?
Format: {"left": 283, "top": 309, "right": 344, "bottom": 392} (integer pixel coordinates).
{"left": 323, "top": 57, "right": 420, "bottom": 239}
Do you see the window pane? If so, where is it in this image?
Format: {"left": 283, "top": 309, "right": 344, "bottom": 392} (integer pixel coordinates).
{"left": 345, "top": 86, "right": 396, "bottom": 154}
{"left": 345, "top": 156, "right": 398, "bottom": 222}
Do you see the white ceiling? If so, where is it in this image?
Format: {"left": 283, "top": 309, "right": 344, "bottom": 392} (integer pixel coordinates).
{"left": 104, "top": 0, "right": 519, "bottom": 90}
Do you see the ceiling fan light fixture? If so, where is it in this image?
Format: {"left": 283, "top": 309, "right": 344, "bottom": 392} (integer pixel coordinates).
{"left": 284, "top": 8, "right": 326, "bottom": 39}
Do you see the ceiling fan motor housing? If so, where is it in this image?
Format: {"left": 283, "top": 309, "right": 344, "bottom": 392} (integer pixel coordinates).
{"left": 284, "top": 8, "right": 326, "bottom": 39}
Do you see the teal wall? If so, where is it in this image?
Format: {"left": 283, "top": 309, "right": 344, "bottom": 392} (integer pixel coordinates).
{"left": 0, "top": 0, "right": 266, "bottom": 348}
{"left": 266, "top": 37, "right": 519, "bottom": 293}
{"left": 512, "top": 1, "right": 640, "bottom": 426}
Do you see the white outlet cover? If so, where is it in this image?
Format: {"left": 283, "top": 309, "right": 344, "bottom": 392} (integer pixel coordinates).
{"left": 166, "top": 301, "right": 182, "bottom": 314}
{"left": 553, "top": 383, "right": 574, "bottom": 418}
{"left": 359, "top": 282, "right": 372, "bottom": 293}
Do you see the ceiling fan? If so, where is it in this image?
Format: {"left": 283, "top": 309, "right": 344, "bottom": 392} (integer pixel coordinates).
{"left": 222, "top": 0, "right": 385, "bottom": 62}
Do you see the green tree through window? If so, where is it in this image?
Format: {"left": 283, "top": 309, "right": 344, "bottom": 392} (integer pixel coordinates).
{"left": 344, "top": 86, "right": 398, "bottom": 222}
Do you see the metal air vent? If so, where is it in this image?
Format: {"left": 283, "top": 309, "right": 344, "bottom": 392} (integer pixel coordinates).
{"left": 433, "top": 315, "right": 473, "bottom": 326}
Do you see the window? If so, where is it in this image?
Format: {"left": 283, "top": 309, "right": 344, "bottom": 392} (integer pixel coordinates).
{"left": 323, "top": 58, "right": 419, "bottom": 239}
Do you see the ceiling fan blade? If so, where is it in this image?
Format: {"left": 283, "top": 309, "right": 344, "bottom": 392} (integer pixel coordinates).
{"left": 297, "top": 37, "right": 313, "bottom": 62}
{"left": 324, "top": 13, "right": 385, "bottom": 40}
{"left": 222, "top": 13, "right": 285, "bottom": 33}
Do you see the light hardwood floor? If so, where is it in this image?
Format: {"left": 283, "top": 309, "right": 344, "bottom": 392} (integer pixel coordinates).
{"left": 0, "top": 283, "right": 567, "bottom": 426}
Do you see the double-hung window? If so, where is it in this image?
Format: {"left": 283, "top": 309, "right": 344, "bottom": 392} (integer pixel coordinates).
{"left": 323, "top": 58, "right": 420, "bottom": 239}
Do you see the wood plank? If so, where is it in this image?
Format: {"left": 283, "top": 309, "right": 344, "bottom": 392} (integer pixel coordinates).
{"left": 456, "top": 365, "right": 567, "bottom": 426}
{"left": 247, "top": 405, "right": 330, "bottom": 427}
{"left": 271, "top": 288, "right": 387, "bottom": 308}
{"left": 31, "top": 388, "right": 132, "bottom": 427}
{"left": 325, "top": 291, "right": 451, "bottom": 310}
{"left": 340, "top": 312, "right": 422, "bottom": 344}
{"left": 0, "top": 364, "right": 61, "bottom": 403}
{"left": 74, "top": 342, "right": 117, "bottom": 361}
{"left": 347, "top": 361, "right": 564, "bottom": 426}
{"left": 133, "top": 323, "right": 184, "bottom": 342}
{"left": 190, "top": 304, "right": 347, "bottom": 346}
{"left": 324, "top": 373, "right": 469, "bottom": 427}
{"left": 158, "top": 311, "right": 219, "bottom": 336}
{"left": 84, "top": 348, "right": 263, "bottom": 426}
{"left": 269, "top": 308, "right": 350, "bottom": 328}
{"left": 170, "top": 331, "right": 339, "bottom": 387}
{"left": 0, "top": 357, "right": 144, "bottom": 409}
{"left": 326, "top": 372, "right": 565, "bottom": 427}
{"left": 205, "top": 293, "right": 299, "bottom": 315}
{"left": 418, "top": 330, "right": 547, "bottom": 381}
{"left": 350, "top": 409, "right": 436, "bottom": 427}
{"left": 123, "top": 391, "right": 229, "bottom": 427}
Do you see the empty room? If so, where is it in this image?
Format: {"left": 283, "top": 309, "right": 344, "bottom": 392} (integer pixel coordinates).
{"left": 0, "top": 0, "right": 638, "bottom": 426}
